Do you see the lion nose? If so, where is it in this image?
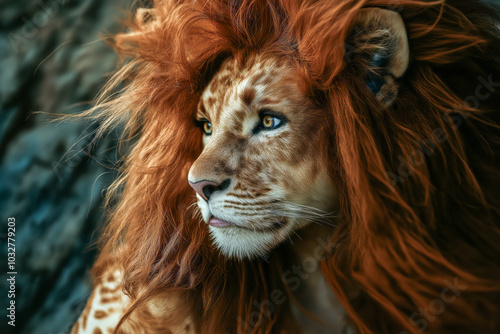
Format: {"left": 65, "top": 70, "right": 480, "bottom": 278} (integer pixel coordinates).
{"left": 189, "top": 179, "right": 231, "bottom": 201}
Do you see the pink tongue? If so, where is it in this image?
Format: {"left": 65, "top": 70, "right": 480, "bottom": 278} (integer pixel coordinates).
{"left": 209, "top": 217, "right": 234, "bottom": 227}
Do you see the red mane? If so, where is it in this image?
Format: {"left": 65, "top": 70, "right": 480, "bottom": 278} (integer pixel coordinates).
{"left": 88, "top": 0, "right": 500, "bottom": 333}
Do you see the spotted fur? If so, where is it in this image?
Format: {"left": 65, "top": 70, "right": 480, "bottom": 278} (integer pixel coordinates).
{"left": 72, "top": 266, "right": 196, "bottom": 334}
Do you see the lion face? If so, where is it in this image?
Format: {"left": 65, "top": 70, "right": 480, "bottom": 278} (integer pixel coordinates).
{"left": 188, "top": 54, "right": 337, "bottom": 258}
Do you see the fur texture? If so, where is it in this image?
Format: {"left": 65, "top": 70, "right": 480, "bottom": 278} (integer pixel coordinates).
{"left": 85, "top": 0, "right": 500, "bottom": 333}
{"left": 187, "top": 53, "right": 338, "bottom": 260}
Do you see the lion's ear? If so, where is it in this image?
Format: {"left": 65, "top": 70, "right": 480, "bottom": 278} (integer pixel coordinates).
{"left": 346, "top": 8, "right": 410, "bottom": 105}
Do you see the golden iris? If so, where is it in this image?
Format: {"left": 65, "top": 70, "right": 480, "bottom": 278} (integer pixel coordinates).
{"left": 262, "top": 115, "right": 275, "bottom": 128}
{"left": 203, "top": 121, "right": 212, "bottom": 135}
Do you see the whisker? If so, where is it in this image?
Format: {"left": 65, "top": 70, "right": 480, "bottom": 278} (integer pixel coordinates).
{"left": 274, "top": 201, "right": 339, "bottom": 227}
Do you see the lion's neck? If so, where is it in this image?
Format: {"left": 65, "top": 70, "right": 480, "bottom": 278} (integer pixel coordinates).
{"left": 289, "top": 224, "right": 349, "bottom": 333}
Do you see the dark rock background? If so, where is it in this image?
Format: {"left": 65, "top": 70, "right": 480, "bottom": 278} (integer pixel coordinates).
{"left": 0, "top": 0, "right": 134, "bottom": 333}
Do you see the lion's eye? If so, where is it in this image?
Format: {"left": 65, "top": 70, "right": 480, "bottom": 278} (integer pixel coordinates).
{"left": 253, "top": 110, "right": 287, "bottom": 134}
{"left": 202, "top": 121, "right": 212, "bottom": 135}
{"left": 261, "top": 115, "right": 281, "bottom": 129}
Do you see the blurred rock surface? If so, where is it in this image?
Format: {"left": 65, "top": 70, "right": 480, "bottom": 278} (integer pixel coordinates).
{"left": 0, "top": 0, "right": 134, "bottom": 333}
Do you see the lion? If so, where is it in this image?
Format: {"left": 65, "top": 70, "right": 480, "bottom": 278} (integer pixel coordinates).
{"left": 72, "top": 0, "right": 500, "bottom": 333}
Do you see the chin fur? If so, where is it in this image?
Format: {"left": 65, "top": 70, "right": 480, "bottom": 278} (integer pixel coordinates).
{"left": 209, "top": 225, "right": 281, "bottom": 259}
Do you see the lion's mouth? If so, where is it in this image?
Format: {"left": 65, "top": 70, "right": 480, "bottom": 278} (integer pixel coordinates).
{"left": 209, "top": 217, "right": 235, "bottom": 228}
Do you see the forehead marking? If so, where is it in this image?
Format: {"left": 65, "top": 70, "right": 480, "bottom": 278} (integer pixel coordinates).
{"left": 240, "top": 87, "right": 256, "bottom": 106}
{"left": 200, "top": 54, "right": 298, "bottom": 132}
